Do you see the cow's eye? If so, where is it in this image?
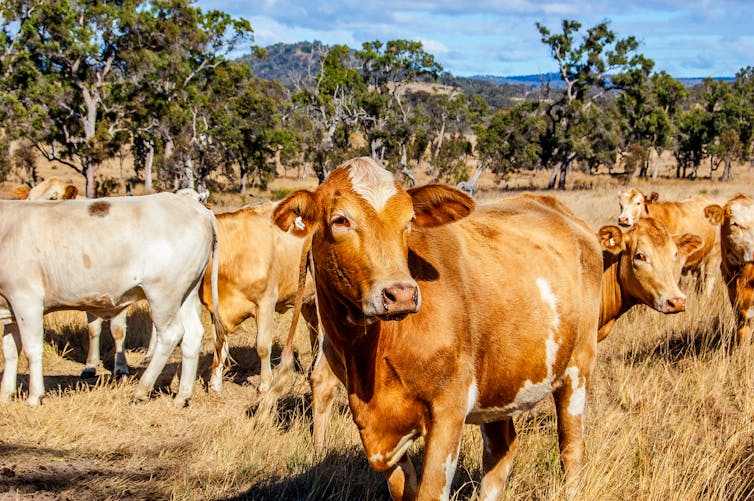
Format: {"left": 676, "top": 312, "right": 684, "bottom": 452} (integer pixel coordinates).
{"left": 634, "top": 252, "right": 648, "bottom": 263}
{"left": 730, "top": 221, "right": 739, "bottom": 228}
{"left": 635, "top": 200, "right": 641, "bottom": 205}
{"left": 331, "top": 215, "right": 351, "bottom": 229}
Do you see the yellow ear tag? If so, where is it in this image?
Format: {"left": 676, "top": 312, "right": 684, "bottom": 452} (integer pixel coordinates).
{"left": 294, "top": 216, "right": 306, "bottom": 231}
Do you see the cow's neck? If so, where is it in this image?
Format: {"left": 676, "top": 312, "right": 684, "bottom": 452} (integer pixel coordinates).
{"left": 599, "top": 252, "right": 635, "bottom": 331}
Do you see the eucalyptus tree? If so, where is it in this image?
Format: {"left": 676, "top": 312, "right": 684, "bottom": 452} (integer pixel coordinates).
{"left": 355, "top": 39, "right": 442, "bottom": 177}
{"left": 614, "top": 65, "right": 686, "bottom": 178}
{"left": 291, "top": 43, "right": 366, "bottom": 180}
{"left": 124, "top": 0, "right": 254, "bottom": 192}
{"left": 476, "top": 100, "right": 546, "bottom": 183}
{"left": 537, "top": 19, "right": 648, "bottom": 189}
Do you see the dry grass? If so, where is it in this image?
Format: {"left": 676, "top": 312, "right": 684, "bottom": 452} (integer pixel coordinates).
{"left": 1, "top": 163, "right": 754, "bottom": 500}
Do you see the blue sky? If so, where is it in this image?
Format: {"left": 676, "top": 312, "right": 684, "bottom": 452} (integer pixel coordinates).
{"left": 195, "top": 1, "right": 753, "bottom": 78}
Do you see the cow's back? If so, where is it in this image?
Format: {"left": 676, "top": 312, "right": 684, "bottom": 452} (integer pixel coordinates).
{"left": 0, "top": 193, "right": 214, "bottom": 313}
{"left": 646, "top": 196, "right": 716, "bottom": 268}
{"left": 200, "top": 203, "right": 309, "bottom": 329}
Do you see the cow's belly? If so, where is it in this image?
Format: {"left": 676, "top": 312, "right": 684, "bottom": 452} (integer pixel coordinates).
{"left": 44, "top": 285, "right": 145, "bottom": 315}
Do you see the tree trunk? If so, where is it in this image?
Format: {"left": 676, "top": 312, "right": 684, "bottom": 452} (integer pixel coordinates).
{"left": 240, "top": 171, "right": 248, "bottom": 194}
{"left": 651, "top": 148, "right": 661, "bottom": 179}
{"left": 433, "top": 118, "right": 446, "bottom": 161}
{"left": 547, "top": 164, "right": 559, "bottom": 190}
{"left": 557, "top": 162, "right": 569, "bottom": 190}
{"left": 86, "top": 163, "right": 97, "bottom": 198}
{"left": 721, "top": 159, "right": 733, "bottom": 181}
{"left": 144, "top": 140, "right": 155, "bottom": 192}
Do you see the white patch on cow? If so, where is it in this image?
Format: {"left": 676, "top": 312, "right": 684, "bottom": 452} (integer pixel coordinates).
{"left": 440, "top": 452, "right": 459, "bottom": 501}
{"left": 348, "top": 159, "right": 398, "bottom": 211}
{"left": 564, "top": 366, "right": 586, "bottom": 417}
{"left": 482, "top": 485, "right": 501, "bottom": 501}
{"left": 466, "top": 279, "right": 562, "bottom": 424}
{"left": 747, "top": 307, "right": 754, "bottom": 320}
{"left": 368, "top": 431, "right": 418, "bottom": 469}
{"left": 466, "top": 379, "right": 478, "bottom": 416}
{"left": 537, "top": 278, "right": 560, "bottom": 331}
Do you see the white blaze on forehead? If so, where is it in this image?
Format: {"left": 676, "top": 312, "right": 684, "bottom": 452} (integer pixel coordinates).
{"left": 348, "top": 159, "right": 398, "bottom": 211}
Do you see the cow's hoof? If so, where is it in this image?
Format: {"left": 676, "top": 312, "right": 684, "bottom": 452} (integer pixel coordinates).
{"left": 26, "top": 395, "right": 41, "bottom": 407}
{"left": 132, "top": 388, "right": 150, "bottom": 403}
{"left": 113, "top": 368, "right": 130, "bottom": 379}
{"left": 80, "top": 367, "right": 97, "bottom": 379}
{"left": 173, "top": 395, "right": 190, "bottom": 408}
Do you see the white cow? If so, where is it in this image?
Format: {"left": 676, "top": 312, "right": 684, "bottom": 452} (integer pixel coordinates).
{"left": 0, "top": 193, "right": 223, "bottom": 406}
{"left": 15, "top": 177, "right": 130, "bottom": 379}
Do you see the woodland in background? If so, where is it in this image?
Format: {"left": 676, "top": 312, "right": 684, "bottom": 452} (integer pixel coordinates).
{"left": 1, "top": 1, "right": 752, "bottom": 197}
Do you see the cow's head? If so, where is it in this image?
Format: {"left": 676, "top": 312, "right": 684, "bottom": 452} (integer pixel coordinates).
{"left": 617, "top": 188, "right": 658, "bottom": 228}
{"left": 599, "top": 217, "right": 702, "bottom": 313}
{"left": 705, "top": 194, "right": 754, "bottom": 266}
{"left": 26, "top": 178, "right": 78, "bottom": 200}
{"left": 273, "top": 157, "right": 474, "bottom": 324}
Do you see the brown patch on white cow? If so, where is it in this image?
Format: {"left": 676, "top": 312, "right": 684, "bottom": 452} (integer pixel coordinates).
{"left": 82, "top": 253, "right": 92, "bottom": 269}
{"left": 88, "top": 201, "right": 111, "bottom": 217}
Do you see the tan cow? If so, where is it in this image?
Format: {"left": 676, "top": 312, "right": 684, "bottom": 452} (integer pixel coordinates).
{"left": 704, "top": 194, "right": 754, "bottom": 344}
{"left": 196, "top": 202, "right": 317, "bottom": 394}
{"left": 597, "top": 219, "right": 702, "bottom": 341}
{"left": 12, "top": 177, "right": 79, "bottom": 201}
{"left": 617, "top": 187, "right": 719, "bottom": 292}
{"left": 270, "top": 157, "right": 602, "bottom": 500}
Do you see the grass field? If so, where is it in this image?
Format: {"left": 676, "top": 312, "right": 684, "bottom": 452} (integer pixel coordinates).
{"left": 1, "top": 160, "right": 754, "bottom": 500}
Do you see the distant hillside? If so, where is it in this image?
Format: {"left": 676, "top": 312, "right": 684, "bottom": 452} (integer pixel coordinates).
{"left": 237, "top": 41, "right": 733, "bottom": 108}
{"left": 239, "top": 41, "right": 535, "bottom": 109}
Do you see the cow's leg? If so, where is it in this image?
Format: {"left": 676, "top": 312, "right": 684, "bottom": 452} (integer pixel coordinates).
{"left": 82, "top": 313, "right": 102, "bottom": 379}
{"left": 208, "top": 321, "right": 228, "bottom": 395}
{"left": 142, "top": 324, "right": 157, "bottom": 364}
{"left": 384, "top": 454, "right": 418, "bottom": 501}
{"left": 173, "top": 290, "right": 204, "bottom": 407}
{"left": 255, "top": 296, "right": 277, "bottom": 393}
{"left": 311, "top": 335, "right": 341, "bottom": 455}
{"left": 14, "top": 303, "right": 45, "bottom": 406}
{"left": 0, "top": 323, "right": 22, "bottom": 402}
{"left": 553, "top": 360, "right": 591, "bottom": 491}
{"left": 415, "top": 410, "right": 465, "bottom": 500}
{"left": 133, "top": 309, "right": 184, "bottom": 403}
{"left": 110, "top": 310, "right": 129, "bottom": 377}
{"left": 477, "top": 418, "right": 517, "bottom": 501}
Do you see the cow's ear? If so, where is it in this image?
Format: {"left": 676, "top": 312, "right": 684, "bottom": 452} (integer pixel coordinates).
{"left": 11, "top": 185, "right": 30, "bottom": 200}
{"left": 673, "top": 233, "right": 702, "bottom": 256}
{"left": 704, "top": 205, "right": 724, "bottom": 225}
{"left": 647, "top": 192, "right": 660, "bottom": 203}
{"left": 408, "top": 185, "right": 474, "bottom": 228}
{"left": 598, "top": 225, "right": 624, "bottom": 255}
{"left": 62, "top": 185, "right": 78, "bottom": 199}
{"left": 272, "top": 190, "right": 317, "bottom": 237}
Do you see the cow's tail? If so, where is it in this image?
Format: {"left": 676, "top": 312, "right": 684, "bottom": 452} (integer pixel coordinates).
{"left": 256, "top": 235, "right": 312, "bottom": 413}
{"left": 209, "top": 213, "right": 228, "bottom": 371}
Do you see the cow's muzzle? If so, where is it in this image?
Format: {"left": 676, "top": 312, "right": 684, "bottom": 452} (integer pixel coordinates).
{"left": 617, "top": 216, "right": 632, "bottom": 227}
{"left": 364, "top": 280, "right": 421, "bottom": 320}
{"left": 658, "top": 295, "right": 686, "bottom": 313}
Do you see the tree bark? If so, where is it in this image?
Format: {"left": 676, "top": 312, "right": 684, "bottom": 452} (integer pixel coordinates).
{"left": 144, "top": 140, "right": 155, "bottom": 192}
{"left": 86, "top": 163, "right": 97, "bottom": 198}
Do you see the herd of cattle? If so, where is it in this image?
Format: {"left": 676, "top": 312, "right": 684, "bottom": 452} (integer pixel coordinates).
{"left": 1, "top": 158, "right": 753, "bottom": 500}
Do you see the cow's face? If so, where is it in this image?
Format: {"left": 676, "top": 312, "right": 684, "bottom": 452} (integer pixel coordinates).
{"left": 273, "top": 157, "right": 474, "bottom": 325}
{"left": 600, "top": 218, "right": 702, "bottom": 313}
{"left": 617, "top": 189, "right": 658, "bottom": 228}
{"left": 706, "top": 195, "right": 754, "bottom": 266}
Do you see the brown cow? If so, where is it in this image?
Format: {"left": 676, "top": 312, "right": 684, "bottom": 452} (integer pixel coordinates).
{"left": 704, "top": 194, "right": 754, "bottom": 344}
{"left": 617, "top": 188, "right": 719, "bottom": 293}
{"left": 271, "top": 157, "right": 602, "bottom": 500}
{"left": 198, "top": 202, "right": 317, "bottom": 394}
{"left": 597, "top": 219, "right": 702, "bottom": 341}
